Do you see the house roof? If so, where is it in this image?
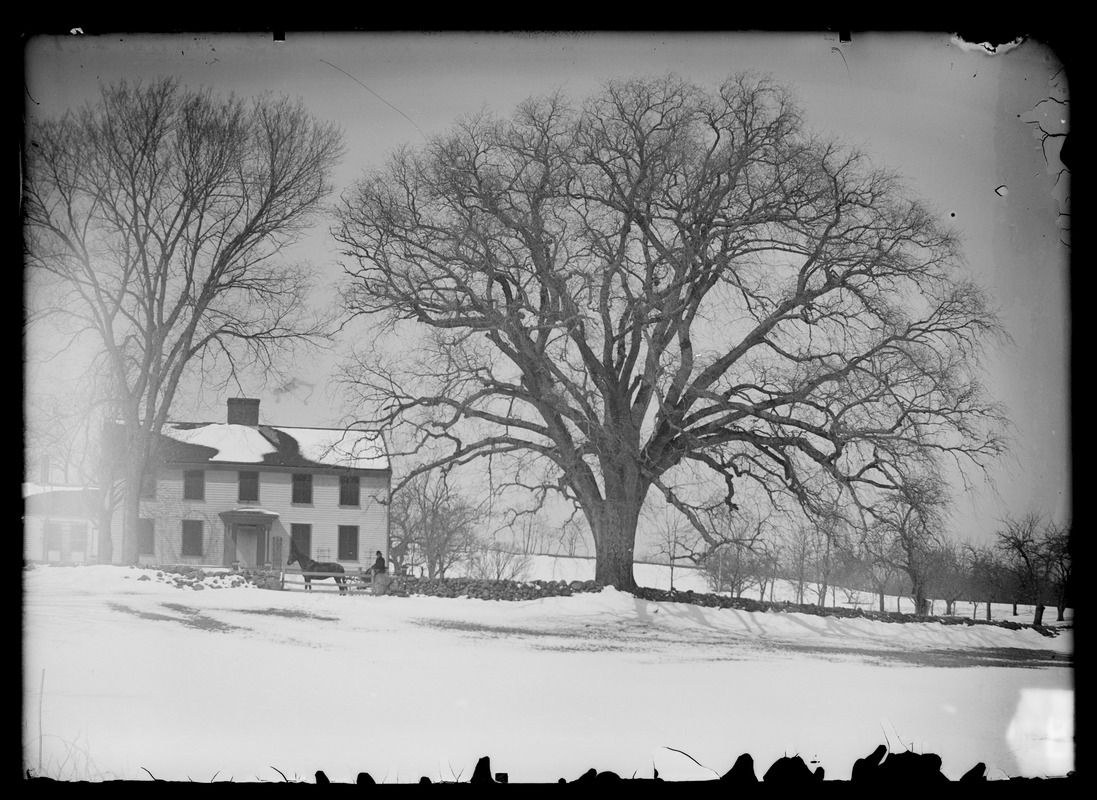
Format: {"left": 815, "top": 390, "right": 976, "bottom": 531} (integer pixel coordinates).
{"left": 23, "top": 482, "right": 91, "bottom": 498}
{"left": 156, "top": 423, "right": 390, "bottom": 472}
{"left": 23, "top": 485, "right": 99, "bottom": 519}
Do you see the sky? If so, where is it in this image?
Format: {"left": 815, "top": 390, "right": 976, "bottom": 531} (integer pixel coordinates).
{"left": 22, "top": 559, "right": 1073, "bottom": 783}
{"left": 22, "top": 30, "right": 1071, "bottom": 545}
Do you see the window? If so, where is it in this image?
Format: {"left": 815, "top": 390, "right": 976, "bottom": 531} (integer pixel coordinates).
{"left": 337, "top": 525, "right": 359, "bottom": 561}
{"left": 181, "top": 520, "right": 203, "bottom": 556}
{"left": 292, "top": 473, "right": 313, "bottom": 504}
{"left": 183, "top": 470, "right": 205, "bottom": 500}
{"left": 339, "top": 475, "right": 360, "bottom": 507}
{"left": 138, "top": 519, "right": 156, "bottom": 556}
{"left": 238, "top": 471, "right": 259, "bottom": 503}
{"left": 290, "top": 523, "right": 311, "bottom": 559}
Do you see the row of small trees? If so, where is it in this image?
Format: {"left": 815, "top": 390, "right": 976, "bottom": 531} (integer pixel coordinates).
{"left": 386, "top": 471, "right": 534, "bottom": 582}
{"left": 379, "top": 462, "right": 1072, "bottom": 627}
{"left": 649, "top": 506, "right": 1072, "bottom": 625}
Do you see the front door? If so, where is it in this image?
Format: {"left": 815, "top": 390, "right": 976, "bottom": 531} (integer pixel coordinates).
{"left": 236, "top": 524, "right": 259, "bottom": 567}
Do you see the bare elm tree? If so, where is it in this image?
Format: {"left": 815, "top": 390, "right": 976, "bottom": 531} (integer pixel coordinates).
{"left": 335, "top": 74, "right": 1008, "bottom": 590}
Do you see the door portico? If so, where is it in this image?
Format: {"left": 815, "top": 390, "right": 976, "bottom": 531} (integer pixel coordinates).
{"left": 219, "top": 508, "right": 281, "bottom": 568}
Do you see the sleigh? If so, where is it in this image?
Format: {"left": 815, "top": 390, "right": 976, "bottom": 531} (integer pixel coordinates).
{"left": 353, "top": 569, "right": 401, "bottom": 595}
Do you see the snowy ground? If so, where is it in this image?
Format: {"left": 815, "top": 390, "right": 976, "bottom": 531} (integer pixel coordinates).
{"left": 22, "top": 560, "right": 1073, "bottom": 783}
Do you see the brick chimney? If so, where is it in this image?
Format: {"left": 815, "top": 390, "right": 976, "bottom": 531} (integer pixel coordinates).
{"left": 227, "top": 398, "right": 260, "bottom": 426}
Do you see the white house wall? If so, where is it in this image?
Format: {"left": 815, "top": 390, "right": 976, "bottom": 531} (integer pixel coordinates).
{"left": 110, "top": 467, "right": 390, "bottom": 568}
{"left": 24, "top": 516, "right": 97, "bottom": 564}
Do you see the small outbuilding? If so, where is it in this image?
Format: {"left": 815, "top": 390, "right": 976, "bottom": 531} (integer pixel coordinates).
{"left": 23, "top": 484, "right": 101, "bottom": 564}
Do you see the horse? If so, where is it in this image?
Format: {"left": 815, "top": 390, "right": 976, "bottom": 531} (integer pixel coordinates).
{"left": 286, "top": 544, "right": 347, "bottom": 594}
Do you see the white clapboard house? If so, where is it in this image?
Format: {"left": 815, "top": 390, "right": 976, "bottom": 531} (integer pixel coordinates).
{"left": 112, "top": 398, "right": 390, "bottom": 570}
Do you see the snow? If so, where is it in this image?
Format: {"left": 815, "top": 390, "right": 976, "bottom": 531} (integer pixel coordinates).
{"left": 22, "top": 562, "right": 1073, "bottom": 784}
{"left": 22, "top": 483, "right": 88, "bottom": 498}
{"left": 159, "top": 423, "right": 388, "bottom": 469}
{"left": 274, "top": 426, "right": 387, "bottom": 471}
{"left": 164, "top": 423, "right": 276, "bottom": 463}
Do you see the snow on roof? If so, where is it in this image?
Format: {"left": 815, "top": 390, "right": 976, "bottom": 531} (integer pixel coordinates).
{"left": 22, "top": 482, "right": 95, "bottom": 499}
{"left": 219, "top": 507, "right": 282, "bottom": 519}
{"left": 159, "top": 422, "right": 388, "bottom": 471}
{"left": 23, "top": 484, "right": 99, "bottom": 519}
{"left": 164, "top": 423, "right": 276, "bottom": 463}
{"left": 278, "top": 426, "right": 387, "bottom": 471}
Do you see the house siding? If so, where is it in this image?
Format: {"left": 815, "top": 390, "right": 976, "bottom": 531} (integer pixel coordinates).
{"left": 112, "top": 466, "right": 390, "bottom": 568}
{"left": 24, "top": 517, "right": 97, "bottom": 564}
{"left": 23, "top": 489, "right": 100, "bottom": 565}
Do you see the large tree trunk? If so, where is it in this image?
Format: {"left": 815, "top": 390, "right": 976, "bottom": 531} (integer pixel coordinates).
{"left": 588, "top": 494, "right": 641, "bottom": 592}
{"left": 585, "top": 452, "right": 643, "bottom": 592}
{"left": 97, "top": 504, "right": 114, "bottom": 564}
{"left": 912, "top": 577, "right": 928, "bottom": 616}
{"left": 593, "top": 536, "right": 637, "bottom": 590}
{"left": 986, "top": 597, "right": 992, "bottom": 621}
{"left": 120, "top": 460, "right": 144, "bottom": 565}
{"left": 592, "top": 520, "right": 638, "bottom": 591}
{"left": 878, "top": 589, "right": 885, "bottom": 613}
{"left": 96, "top": 481, "right": 117, "bottom": 565}
{"left": 97, "top": 429, "right": 122, "bottom": 564}
{"left": 1033, "top": 603, "right": 1046, "bottom": 626}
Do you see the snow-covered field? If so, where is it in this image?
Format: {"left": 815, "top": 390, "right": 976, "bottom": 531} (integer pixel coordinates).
{"left": 22, "top": 560, "right": 1073, "bottom": 783}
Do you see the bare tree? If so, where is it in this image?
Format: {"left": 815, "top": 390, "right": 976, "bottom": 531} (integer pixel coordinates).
{"left": 696, "top": 504, "right": 776, "bottom": 597}
{"left": 509, "top": 515, "right": 555, "bottom": 556}
{"left": 701, "top": 536, "right": 779, "bottom": 601}
{"left": 1045, "top": 522, "right": 1072, "bottom": 622}
{"left": 963, "top": 542, "right": 1011, "bottom": 621}
{"left": 810, "top": 513, "right": 851, "bottom": 607}
{"left": 862, "top": 473, "right": 948, "bottom": 615}
{"left": 644, "top": 502, "right": 701, "bottom": 590}
{"left": 925, "top": 542, "right": 968, "bottom": 615}
{"left": 702, "top": 543, "right": 748, "bottom": 596}
{"left": 830, "top": 546, "right": 871, "bottom": 609}
{"left": 388, "top": 470, "right": 482, "bottom": 579}
{"left": 465, "top": 538, "right": 533, "bottom": 582}
{"left": 24, "top": 393, "right": 92, "bottom": 486}
{"left": 852, "top": 534, "right": 899, "bottom": 613}
{"left": 25, "top": 79, "right": 344, "bottom": 563}
{"left": 782, "top": 524, "right": 814, "bottom": 604}
{"left": 556, "top": 515, "right": 593, "bottom": 559}
{"left": 995, "top": 512, "right": 1069, "bottom": 626}
{"left": 335, "top": 74, "right": 1008, "bottom": 590}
